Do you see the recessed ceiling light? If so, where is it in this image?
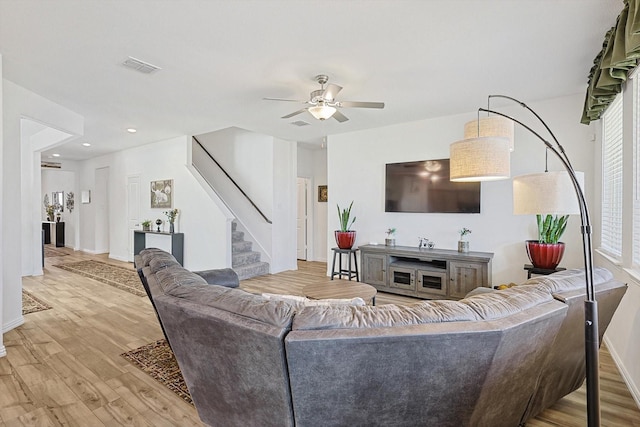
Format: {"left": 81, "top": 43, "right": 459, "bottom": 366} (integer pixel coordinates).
{"left": 82, "top": 142, "right": 91, "bottom": 147}
{"left": 52, "top": 153, "right": 60, "bottom": 157}
{"left": 127, "top": 128, "right": 137, "bottom": 133}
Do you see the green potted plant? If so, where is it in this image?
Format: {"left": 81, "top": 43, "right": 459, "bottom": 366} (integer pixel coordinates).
{"left": 141, "top": 219, "right": 152, "bottom": 231}
{"left": 526, "top": 214, "right": 569, "bottom": 269}
{"left": 385, "top": 228, "right": 396, "bottom": 246}
{"left": 335, "top": 201, "right": 356, "bottom": 249}
{"left": 458, "top": 227, "right": 471, "bottom": 253}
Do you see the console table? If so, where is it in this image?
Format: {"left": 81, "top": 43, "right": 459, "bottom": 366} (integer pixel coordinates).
{"left": 359, "top": 244, "right": 493, "bottom": 300}
{"left": 134, "top": 230, "right": 184, "bottom": 265}
{"left": 42, "top": 221, "right": 65, "bottom": 247}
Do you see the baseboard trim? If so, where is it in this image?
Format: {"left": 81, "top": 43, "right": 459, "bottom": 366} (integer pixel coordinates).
{"left": 2, "top": 315, "right": 25, "bottom": 333}
{"left": 109, "top": 254, "right": 129, "bottom": 263}
{"left": 603, "top": 335, "right": 640, "bottom": 408}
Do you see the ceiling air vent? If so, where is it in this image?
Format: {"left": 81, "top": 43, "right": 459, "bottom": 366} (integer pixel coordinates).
{"left": 291, "top": 120, "right": 310, "bottom": 127}
{"left": 122, "top": 56, "right": 161, "bottom": 74}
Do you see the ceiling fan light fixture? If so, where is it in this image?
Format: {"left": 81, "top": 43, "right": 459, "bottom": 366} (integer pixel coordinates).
{"left": 308, "top": 104, "right": 337, "bottom": 120}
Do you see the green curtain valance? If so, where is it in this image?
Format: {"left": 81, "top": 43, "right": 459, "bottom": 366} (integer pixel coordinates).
{"left": 582, "top": 0, "right": 640, "bottom": 124}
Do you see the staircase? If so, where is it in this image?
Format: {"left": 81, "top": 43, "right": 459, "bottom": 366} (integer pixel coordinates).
{"left": 232, "top": 221, "right": 270, "bottom": 280}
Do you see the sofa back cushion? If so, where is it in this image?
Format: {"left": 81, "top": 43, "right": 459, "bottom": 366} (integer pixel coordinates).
{"left": 140, "top": 248, "right": 176, "bottom": 268}
{"left": 167, "top": 284, "right": 298, "bottom": 329}
{"left": 155, "top": 265, "right": 207, "bottom": 293}
{"left": 292, "top": 299, "right": 479, "bottom": 330}
{"left": 522, "top": 267, "right": 612, "bottom": 294}
{"left": 149, "top": 256, "right": 181, "bottom": 273}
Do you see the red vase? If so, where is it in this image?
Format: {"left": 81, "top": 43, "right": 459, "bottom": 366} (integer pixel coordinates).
{"left": 526, "top": 240, "right": 565, "bottom": 269}
{"left": 335, "top": 231, "right": 356, "bottom": 249}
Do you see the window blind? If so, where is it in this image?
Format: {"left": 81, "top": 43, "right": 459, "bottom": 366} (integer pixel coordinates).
{"left": 601, "top": 94, "right": 624, "bottom": 258}
{"left": 634, "top": 79, "right": 640, "bottom": 266}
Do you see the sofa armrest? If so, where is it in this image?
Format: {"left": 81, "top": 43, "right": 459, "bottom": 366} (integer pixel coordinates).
{"left": 193, "top": 268, "right": 240, "bottom": 288}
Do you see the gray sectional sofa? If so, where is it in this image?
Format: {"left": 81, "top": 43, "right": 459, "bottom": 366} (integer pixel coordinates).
{"left": 134, "top": 248, "right": 627, "bottom": 427}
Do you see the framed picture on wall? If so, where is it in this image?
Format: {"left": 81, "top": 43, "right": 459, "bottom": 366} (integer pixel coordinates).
{"left": 318, "top": 185, "right": 328, "bottom": 202}
{"left": 151, "top": 179, "right": 173, "bottom": 209}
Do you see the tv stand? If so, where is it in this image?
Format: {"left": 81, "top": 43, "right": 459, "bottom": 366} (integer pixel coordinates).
{"left": 359, "top": 244, "right": 493, "bottom": 300}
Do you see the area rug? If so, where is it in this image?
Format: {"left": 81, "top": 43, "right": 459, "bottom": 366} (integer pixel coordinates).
{"left": 22, "top": 290, "right": 52, "bottom": 315}
{"left": 44, "top": 246, "right": 68, "bottom": 258}
{"left": 54, "top": 260, "right": 146, "bottom": 297}
{"left": 121, "top": 339, "right": 193, "bottom": 405}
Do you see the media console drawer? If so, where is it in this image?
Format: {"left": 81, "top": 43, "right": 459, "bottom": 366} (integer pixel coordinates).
{"left": 360, "top": 245, "right": 493, "bottom": 300}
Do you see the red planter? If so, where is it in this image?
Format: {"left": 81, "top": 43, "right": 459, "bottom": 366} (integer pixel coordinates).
{"left": 335, "top": 231, "right": 356, "bottom": 249}
{"left": 526, "top": 240, "right": 565, "bottom": 270}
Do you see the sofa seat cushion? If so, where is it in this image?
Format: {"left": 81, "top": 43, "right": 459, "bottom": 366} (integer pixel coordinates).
{"left": 262, "top": 293, "right": 366, "bottom": 307}
{"left": 292, "top": 299, "right": 480, "bottom": 331}
{"left": 167, "top": 284, "right": 298, "bottom": 328}
{"left": 155, "top": 265, "right": 207, "bottom": 293}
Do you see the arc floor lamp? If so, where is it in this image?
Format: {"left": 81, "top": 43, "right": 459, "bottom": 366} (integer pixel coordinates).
{"left": 449, "top": 95, "right": 599, "bottom": 426}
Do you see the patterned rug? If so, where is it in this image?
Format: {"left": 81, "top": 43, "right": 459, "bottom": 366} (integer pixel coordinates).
{"left": 22, "top": 290, "right": 52, "bottom": 315}
{"left": 54, "top": 260, "right": 146, "bottom": 297}
{"left": 44, "top": 245, "right": 68, "bottom": 258}
{"left": 121, "top": 339, "right": 193, "bottom": 405}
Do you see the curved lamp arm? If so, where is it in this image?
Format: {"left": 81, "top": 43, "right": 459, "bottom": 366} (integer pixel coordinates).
{"left": 476, "top": 97, "right": 599, "bottom": 426}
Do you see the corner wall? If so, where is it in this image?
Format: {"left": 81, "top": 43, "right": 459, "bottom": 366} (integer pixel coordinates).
{"left": 2, "top": 78, "right": 83, "bottom": 337}
{"left": 328, "top": 94, "right": 595, "bottom": 285}
{"left": 78, "top": 136, "right": 230, "bottom": 271}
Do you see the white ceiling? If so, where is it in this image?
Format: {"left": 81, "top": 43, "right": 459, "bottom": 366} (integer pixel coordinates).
{"left": 0, "top": 0, "right": 621, "bottom": 161}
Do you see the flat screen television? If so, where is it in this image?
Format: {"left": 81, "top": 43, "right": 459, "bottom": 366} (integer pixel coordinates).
{"left": 385, "top": 159, "right": 481, "bottom": 213}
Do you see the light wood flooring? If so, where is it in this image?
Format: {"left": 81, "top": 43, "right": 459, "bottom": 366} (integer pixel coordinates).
{"left": 0, "top": 247, "right": 637, "bottom": 426}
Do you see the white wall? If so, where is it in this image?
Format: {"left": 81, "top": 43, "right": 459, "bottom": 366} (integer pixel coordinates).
{"left": 328, "top": 94, "right": 595, "bottom": 286}
{"left": 272, "top": 138, "right": 298, "bottom": 272}
{"left": 194, "top": 128, "right": 298, "bottom": 273}
{"left": 3, "top": 78, "right": 83, "bottom": 338}
{"left": 78, "top": 135, "right": 230, "bottom": 271}
{"left": 297, "top": 145, "right": 328, "bottom": 262}
{"left": 0, "top": 54, "right": 4, "bottom": 356}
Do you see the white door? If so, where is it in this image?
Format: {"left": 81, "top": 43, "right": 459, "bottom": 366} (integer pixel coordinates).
{"left": 296, "top": 178, "right": 308, "bottom": 260}
{"left": 127, "top": 175, "right": 141, "bottom": 262}
{"left": 95, "top": 167, "right": 110, "bottom": 254}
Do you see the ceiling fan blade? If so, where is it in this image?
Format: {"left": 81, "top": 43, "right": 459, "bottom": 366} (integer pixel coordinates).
{"left": 281, "top": 108, "right": 308, "bottom": 119}
{"left": 322, "top": 84, "right": 343, "bottom": 101}
{"left": 332, "top": 110, "right": 349, "bottom": 123}
{"left": 337, "top": 101, "right": 385, "bottom": 109}
{"left": 263, "top": 97, "right": 307, "bottom": 103}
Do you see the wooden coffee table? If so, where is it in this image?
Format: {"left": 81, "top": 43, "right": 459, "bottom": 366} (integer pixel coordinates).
{"left": 303, "top": 279, "right": 377, "bottom": 305}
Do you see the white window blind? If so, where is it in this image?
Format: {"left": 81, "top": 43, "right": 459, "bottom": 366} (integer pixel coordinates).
{"left": 634, "top": 79, "right": 640, "bottom": 267}
{"left": 601, "top": 94, "right": 624, "bottom": 258}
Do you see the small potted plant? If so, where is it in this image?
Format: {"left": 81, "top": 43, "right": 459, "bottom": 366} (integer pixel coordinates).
{"left": 141, "top": 220, "right": 152, "bottom": 231}
{"left": 458, "top": 227, "right": 471, "bottom": 253}
{"left": 526, "top": 214, "right": 568, "bottom": 269}
{"left": 335, "top": 201, "right": 356, "bottom": 249}
{"left": 164, "top": 208, "right": 179, "bottom": 233}
{"left": 385, "top": 228, "right": 396, "bottom": 246}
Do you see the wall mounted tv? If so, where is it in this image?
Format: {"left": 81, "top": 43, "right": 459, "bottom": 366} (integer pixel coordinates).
{"left": 385, "top": 159, "right": 481, "bottom": 213}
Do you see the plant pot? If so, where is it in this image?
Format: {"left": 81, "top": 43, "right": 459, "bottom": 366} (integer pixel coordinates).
{"left": 143, "top": 225, "right": 150, "bottom": 231}
{"left": 385, "top": 238, "right": 395, "bottom": 246}
{"left": 335, "top": 231, "right": 356, "bottom": 249}
{"left": 458, "top": 240, "right": 469, "bottom": 253}
{"left": 526, "top": 240, "right": 565, "bottom": 269}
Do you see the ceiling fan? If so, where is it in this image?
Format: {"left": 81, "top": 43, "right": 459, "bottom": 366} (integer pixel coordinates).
{"left": 263, "top": 74, "right": 385, "bottom": 122}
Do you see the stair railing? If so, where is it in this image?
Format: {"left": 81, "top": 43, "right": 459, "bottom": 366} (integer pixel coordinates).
{"left": 192, "top": 136, "right": 272, "bottom": 224}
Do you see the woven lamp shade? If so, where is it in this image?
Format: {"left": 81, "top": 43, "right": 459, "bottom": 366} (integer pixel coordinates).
{"left": 464, "top": 116, "right": 515, "bottom": 151}
{"left": 450, "top": 137, "right": 511, "bottom": 182}
{"left": 513, "top": 171, "right": 584, "bottom": 215}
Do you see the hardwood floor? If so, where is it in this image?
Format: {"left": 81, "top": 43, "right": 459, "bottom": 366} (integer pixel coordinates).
{"left": 1, "top": 248, "right": 638, "bottom": 426}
